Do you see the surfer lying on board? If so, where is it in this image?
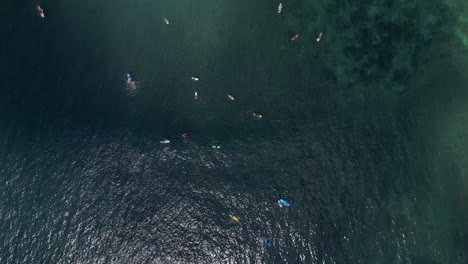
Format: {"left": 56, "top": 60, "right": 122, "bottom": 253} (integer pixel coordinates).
{"left": 278, "top": 199, "right": 291, "bottom": 208}
{"left": 37, "top": 5, "right": 45, "bottom": 18}
{"left": 263, "top": 238, "right": 273, "bottom": 246}
{"left": 229, "top": 215, "right": 239, "bottom": 221}
{"left": 290, "top": 34, "right": 299, "bottom": 41}
{"left": 316, "top": 32, "right": 323, "bottom": 42}
{"left": 252, "top": 113, "right": 263, "bottom": 119}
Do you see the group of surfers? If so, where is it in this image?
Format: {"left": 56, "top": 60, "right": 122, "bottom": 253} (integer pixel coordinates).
{"left": 36, "top": 4, "right": 323, "bottom": 42}
{"left": 126, "top": 73, "right": 265, "bottom": 145}
{"left": 230, "top": 199, "right": 291, "bottom": 247}
{"left": 37, "top": 3, "right": 302, "bottom": 248}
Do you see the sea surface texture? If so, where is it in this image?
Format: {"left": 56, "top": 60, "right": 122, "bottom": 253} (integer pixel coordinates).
{"left": 1, "top": 0, "right": 467, "bottom": 263}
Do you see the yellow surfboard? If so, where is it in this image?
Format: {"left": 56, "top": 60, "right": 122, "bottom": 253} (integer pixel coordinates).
{"left": 229, "top": 215, "right": 239, "bottom": 221}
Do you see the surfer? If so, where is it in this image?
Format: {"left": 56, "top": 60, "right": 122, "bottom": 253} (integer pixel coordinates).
{"left": 252, "top": 113, "right": 263, "bottom": 119}
{"left": 278, "top": 199, "right": 291, "bottom": 207}
{"left": 127, "top": 73, "right": 133, "bottom": 84}
{"left": 127, "top": 73, "right": 139, "bottom": 85}
{"left": 191, "top": 76, "right": 199, "bottom": 81}
{"left": 181, "top": 133, "right": 189, "bottom": 138}
{"left": 126, "top": 73, "right": 139, "bottom": 89}
{"left": 278, "top": 3, "right": 283, "bottom": 13}
{"left": 163, "top": 17, "right": 170, "bottom": 24}
{"left": 160, "top": 139, "right": 170, "bottom": 144}
{"left": 229, "top": 215, "right": 239, "bottom": 221}
{"left": 194, "top": 91, "right": 198, "bottom": 100}
{"left": 227, "top": 94, "right": 235, "bottom": 101}
{"left": 291, "top": 34, "right": 299, "bottom": 41}
{"left": 316, "top": 32, "right": 323, "bottom": 42}
{"left": 263, "top": 238, "right": 273, "bottom": 247}
{"left": 37, "top": 5, "right": 45, "bottom": 18}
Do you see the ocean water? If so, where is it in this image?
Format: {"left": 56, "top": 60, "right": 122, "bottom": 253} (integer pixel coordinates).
{"left": 1, "top": 0, "right": 467, "bottom": 263}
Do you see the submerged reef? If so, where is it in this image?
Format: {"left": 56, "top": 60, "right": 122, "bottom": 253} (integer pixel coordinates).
{"left": 296, "top": 0, "right": 465, "bottom": 95}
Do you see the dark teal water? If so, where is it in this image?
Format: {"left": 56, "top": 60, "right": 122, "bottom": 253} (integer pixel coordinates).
{"left": 1, "top": 0, "right": 467, "bottom": 263}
